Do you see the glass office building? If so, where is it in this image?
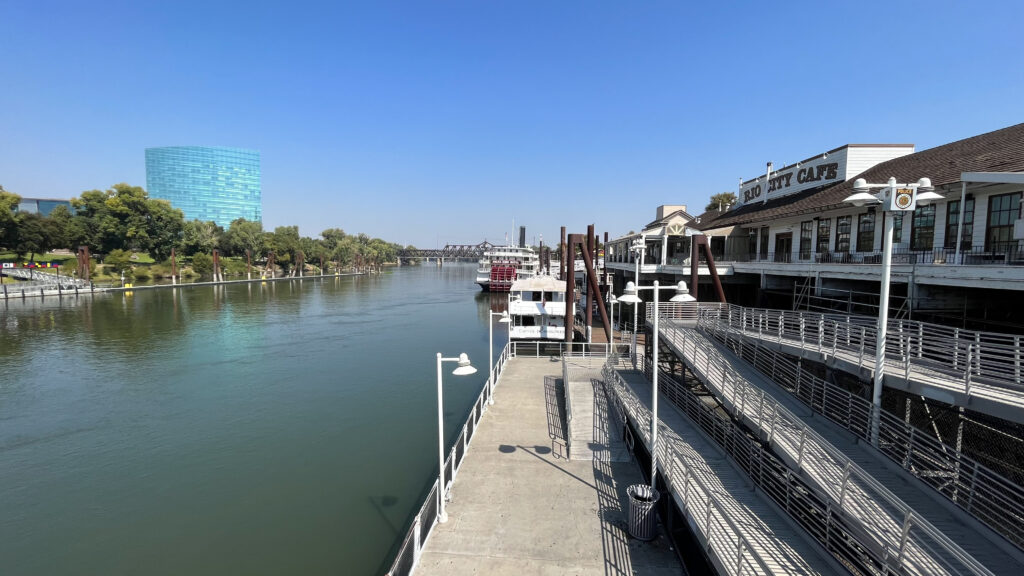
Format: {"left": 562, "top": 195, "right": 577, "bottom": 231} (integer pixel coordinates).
{"left": 15, "top": 198, "right": 73, "bottom": 216}
{"left": 145, "top": 146, "right": 261, "bottom": 227}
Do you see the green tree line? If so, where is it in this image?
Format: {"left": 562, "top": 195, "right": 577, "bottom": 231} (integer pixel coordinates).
{"left": 0, "top": 183, "right": 406, "bottom": 273}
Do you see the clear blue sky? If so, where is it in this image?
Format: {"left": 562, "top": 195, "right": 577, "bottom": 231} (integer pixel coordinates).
{"left": 2, "top": 1, "right": 1021, "bottom": 248}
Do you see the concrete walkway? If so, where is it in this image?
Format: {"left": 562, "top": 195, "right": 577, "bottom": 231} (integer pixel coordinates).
{"left": 415, "top": 357, "right": 681, "bottom": 575}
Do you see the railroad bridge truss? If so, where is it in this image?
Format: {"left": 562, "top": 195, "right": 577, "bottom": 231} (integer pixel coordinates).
{"left": 397, "top": 241, "right": 495, "bottom": 261}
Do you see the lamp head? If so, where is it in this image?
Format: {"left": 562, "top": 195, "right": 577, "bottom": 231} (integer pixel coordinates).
{"left": 452, "top": 353, "right": 477, "bottom": 376}
{"left": 670, "top": 280, "right": 696, "bottom": 302}
{"left": 852, "top": 178, "right": 869, "bottom": 193}
{"left": 916, "top": 177, "right": 934, "bottom": 192}
{"left": 617, "top": 281, "right": 642, "bottom": 304}
{"left": 498, "top": 311, "right": 511, "bottom": 323}
{"left": 915, "top": 190, "right": 943, "bottom": 206}
{"left": 843, "top": 191, "right": 881, "bottom": 207}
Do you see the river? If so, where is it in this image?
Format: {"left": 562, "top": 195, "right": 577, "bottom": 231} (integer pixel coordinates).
{"left": 0, "top": 264, "right": 504, "bottom": 575}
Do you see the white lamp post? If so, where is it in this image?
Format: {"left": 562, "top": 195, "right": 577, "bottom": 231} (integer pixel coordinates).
{"left": 616, "top": 280, "right": 695, "bottom": 492}
{"left": 435, "top": 352, "right": 477, "bottom": 523}
{"left": 488, "top": 311, "right": 511, "bottom": 405}
{"left": 607, "top": 294, "right": 619, "bottom": 357}
{"left": 629, "top": 237, "right": 645, "bottom": 365}
{"left": 843, "top": 176, "right": 939, "bottom": 446}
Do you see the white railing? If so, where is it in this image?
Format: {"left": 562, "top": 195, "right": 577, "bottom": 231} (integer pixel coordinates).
{"left": 603, "top": 359, "right": 780, "bottom": 576}
{"left": 656, "top": 325, "right": 996, "bottom": 576}
{"left": 653, "top": 303, "right": 1024, "bottom": 404}
{"left": 385, "top": 343, "right": 512, "bottom": 576}
{"left": 688, "top": 305, "right": 1024, "bottom": 548}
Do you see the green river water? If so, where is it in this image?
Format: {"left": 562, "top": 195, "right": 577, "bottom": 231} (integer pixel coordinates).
{"left": 0, "top": 264, "right": 502, "bottom": 575}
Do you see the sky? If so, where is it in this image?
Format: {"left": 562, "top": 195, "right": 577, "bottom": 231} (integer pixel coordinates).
{"left": 1, "top": 0, "right": 1022, "bottom": 248}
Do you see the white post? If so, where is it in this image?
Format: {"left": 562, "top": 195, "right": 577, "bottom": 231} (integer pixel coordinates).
{"left": 872, "top": 199, "right": 896, "bottom": 447}
{"left": 436, "top": 353, "right": 448, "bottom": 523}
{"left": 488, "top": 313, "right": 495, "bottom": 405}
{"left": 954, "top": 181, "right": 968, "bottom": 265}
{"left": 608, "top": 300, "right": 615, "bottom": 357}
{"left": 633, "top": 241, "right": 641, "bottom": 365}
{"left": 651, "top": 280, "right": 660, "bottom": 492}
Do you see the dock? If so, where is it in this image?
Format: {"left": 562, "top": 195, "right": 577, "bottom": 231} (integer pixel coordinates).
{"left": 414, "top": 356, "right": 679, "bottom": 575}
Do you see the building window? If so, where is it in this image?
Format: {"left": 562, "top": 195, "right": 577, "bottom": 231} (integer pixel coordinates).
{"left": 799, "top": 221, "right": 813, "bottom": 260}
{"left": 747, "top": 229, "right": 757, "bottom": 259}
{"left": 857, "top": 212, "right": 875, "bottom": 252}
{"left": 985, "top": 192, "right": 1022, "bottom": 252}
{"left": 835, "top": 216, "right": 852, "bottom": 253}
{"left": 816, "top": 218, "right": 831, "bottom": 255}
{"left": 759, "top": 226, "right": 769, "bottom": 259}
{"left": 944, "top": 197, "right": 975, "bottom": 251}
{"left": 885, "top": 212, "right": 904, "bottom": 245}
{"left": 911, "top": 204, "right": 936, "bottom": 251}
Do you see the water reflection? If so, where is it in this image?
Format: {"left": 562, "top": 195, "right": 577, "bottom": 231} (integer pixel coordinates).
{"left": 0, "top": 265, "right": 493, "bottom": 576}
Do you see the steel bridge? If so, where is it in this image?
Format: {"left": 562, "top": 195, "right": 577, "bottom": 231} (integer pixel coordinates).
{"left": 397, "top": 241, "right": 495, "bottom": 260}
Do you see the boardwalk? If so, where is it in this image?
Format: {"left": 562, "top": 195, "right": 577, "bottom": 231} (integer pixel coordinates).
{"left": 604, "top": 358, "right": 843, "bottom": 576}
{"left": 696, "top": 306, "right": 1024, "bottom": 425}
{"left": 415, "top": 357, "right": 679, "bottom": 575}
{"left": 659, "top": 324, "right": 1023, "bottom": 576}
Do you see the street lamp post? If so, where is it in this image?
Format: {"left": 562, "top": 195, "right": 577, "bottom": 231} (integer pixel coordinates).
{"left": 616, "top": 280, "right": 695, "bottom": 492}
{"left": 488, "top": 311, "right": 511, "bottom": 405}
{"left": 629, "top": 237, "right": 645, "bottom": 365}
{"left": 435, "top": 352, "right": 477, "bottom": 523}
{"left": 607, "top": 294, "right": 619, "bottom": 357}
{"left": 844, "top": 177, "right": 940, "bottom": 446}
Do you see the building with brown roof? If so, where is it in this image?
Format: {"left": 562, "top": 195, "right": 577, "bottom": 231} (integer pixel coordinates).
{"left": 605, "top": 123, "right": 1024, "bottom": 331}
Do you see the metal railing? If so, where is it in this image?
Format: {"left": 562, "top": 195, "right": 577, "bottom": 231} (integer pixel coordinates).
{"left": 686, "top": 305, "right": 1024, "bottom": 549}
{"left": 654, "top": 323, "right": 995, "bottom": 576}
{"left": 690, "top": 243, "right": 1024, "bottom": 267}
{"left": 385, "top": 343, "right": 512, "bottom": 576}
{"left": 509, "top": 340, "right": 627, "bottom": 358}
{"left": 653, "top": 303, "right": 1024, "bottom": 405}
{"left": 602, "top": 359, "right": 776, "bottom": 576}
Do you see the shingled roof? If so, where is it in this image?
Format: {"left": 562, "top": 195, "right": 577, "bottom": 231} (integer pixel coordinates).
{"left": 697, "top": 122, "right": 1024, "bottom": 231}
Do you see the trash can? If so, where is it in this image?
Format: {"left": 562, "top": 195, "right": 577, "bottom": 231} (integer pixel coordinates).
{"left": 626, "top": 483, "right": 660, "bottom": 540}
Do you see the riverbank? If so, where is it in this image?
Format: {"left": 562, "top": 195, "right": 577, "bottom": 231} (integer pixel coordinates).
{"left": 1, "top": 272, "right": 367, "bottom": 300}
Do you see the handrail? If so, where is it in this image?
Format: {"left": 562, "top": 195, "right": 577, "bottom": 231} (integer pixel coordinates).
{"left": 385, "top": 343, "right": 512, "bottom": 576}
{"left": 689, "top": 304, "right": 1024, "bottom": 549}
{"left": 653, "top": 302, "right": 1024, "bottom": 399}
{"left": 656, "top": 322, "right": 996, "bottom": 576}
{"left": 602, "top": 359, "right": 775, "bottom": 576}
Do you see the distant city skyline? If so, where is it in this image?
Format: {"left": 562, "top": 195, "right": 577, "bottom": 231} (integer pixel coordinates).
{"left": 1, "top": 1, "right": 1021, "bottom": 247}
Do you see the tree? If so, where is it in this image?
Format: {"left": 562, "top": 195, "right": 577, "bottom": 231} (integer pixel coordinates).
{"left": 0, "top": 188, "right": 20, "bottom": 249}
{"left": 66, "top": 184, "right": 184, "bottom": 257}
{"left": 181, "top": 220, "right": 222, "bottom": 256}
{"left": 268, "top": 226, "right": 300, "bottom": 273}
{"left": 11, "top": 213, "right": 57, "bottom": 260}
{"left": 320, "top": 228, "right": 347, "bottom": 252}
{"left": 223, "top": 218, "right": 264, "bottom": 258}
{"left": 191, "top": 252, "right": 213, "bottom": 277}
{"left": 705, "top": 192, "right": 738, "bottom": 212}
{"left": 105, "top": 249, "right": 134, "bottom": 275}
{"left": 147, "top": 200, "right": 185, "bottom": 261}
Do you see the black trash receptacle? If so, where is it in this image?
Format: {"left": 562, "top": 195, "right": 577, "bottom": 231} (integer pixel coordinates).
{"left": 626, "top": 484, "right": 659, "bottom": 540}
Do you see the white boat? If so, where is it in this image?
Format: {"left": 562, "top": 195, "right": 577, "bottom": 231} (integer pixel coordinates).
{"left": 507, "top": 275, "right": 566, "bottom": 340}
{"left": 475, "top": 245, "right": 540, "bottom": 292}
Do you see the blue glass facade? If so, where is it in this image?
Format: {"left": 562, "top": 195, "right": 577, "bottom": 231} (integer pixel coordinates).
{"left": 15, "top": 198, "right": 73, "bottom": 216}
{"left": 145, "top": 146, "right": 261, "bottom": 227}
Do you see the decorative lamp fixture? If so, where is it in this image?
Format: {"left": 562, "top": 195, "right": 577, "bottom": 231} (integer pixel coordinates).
{"left": 843, "top": 191, "right": 882, "bottom": 207}
{"left": 670, "top": 281, "right": 696, "bottom": 302}
{"left": 452, "top": 353, "right": 477, "bottom": 376}
{"left": 617, "top": 281, "right": 642, "bottom": 304}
